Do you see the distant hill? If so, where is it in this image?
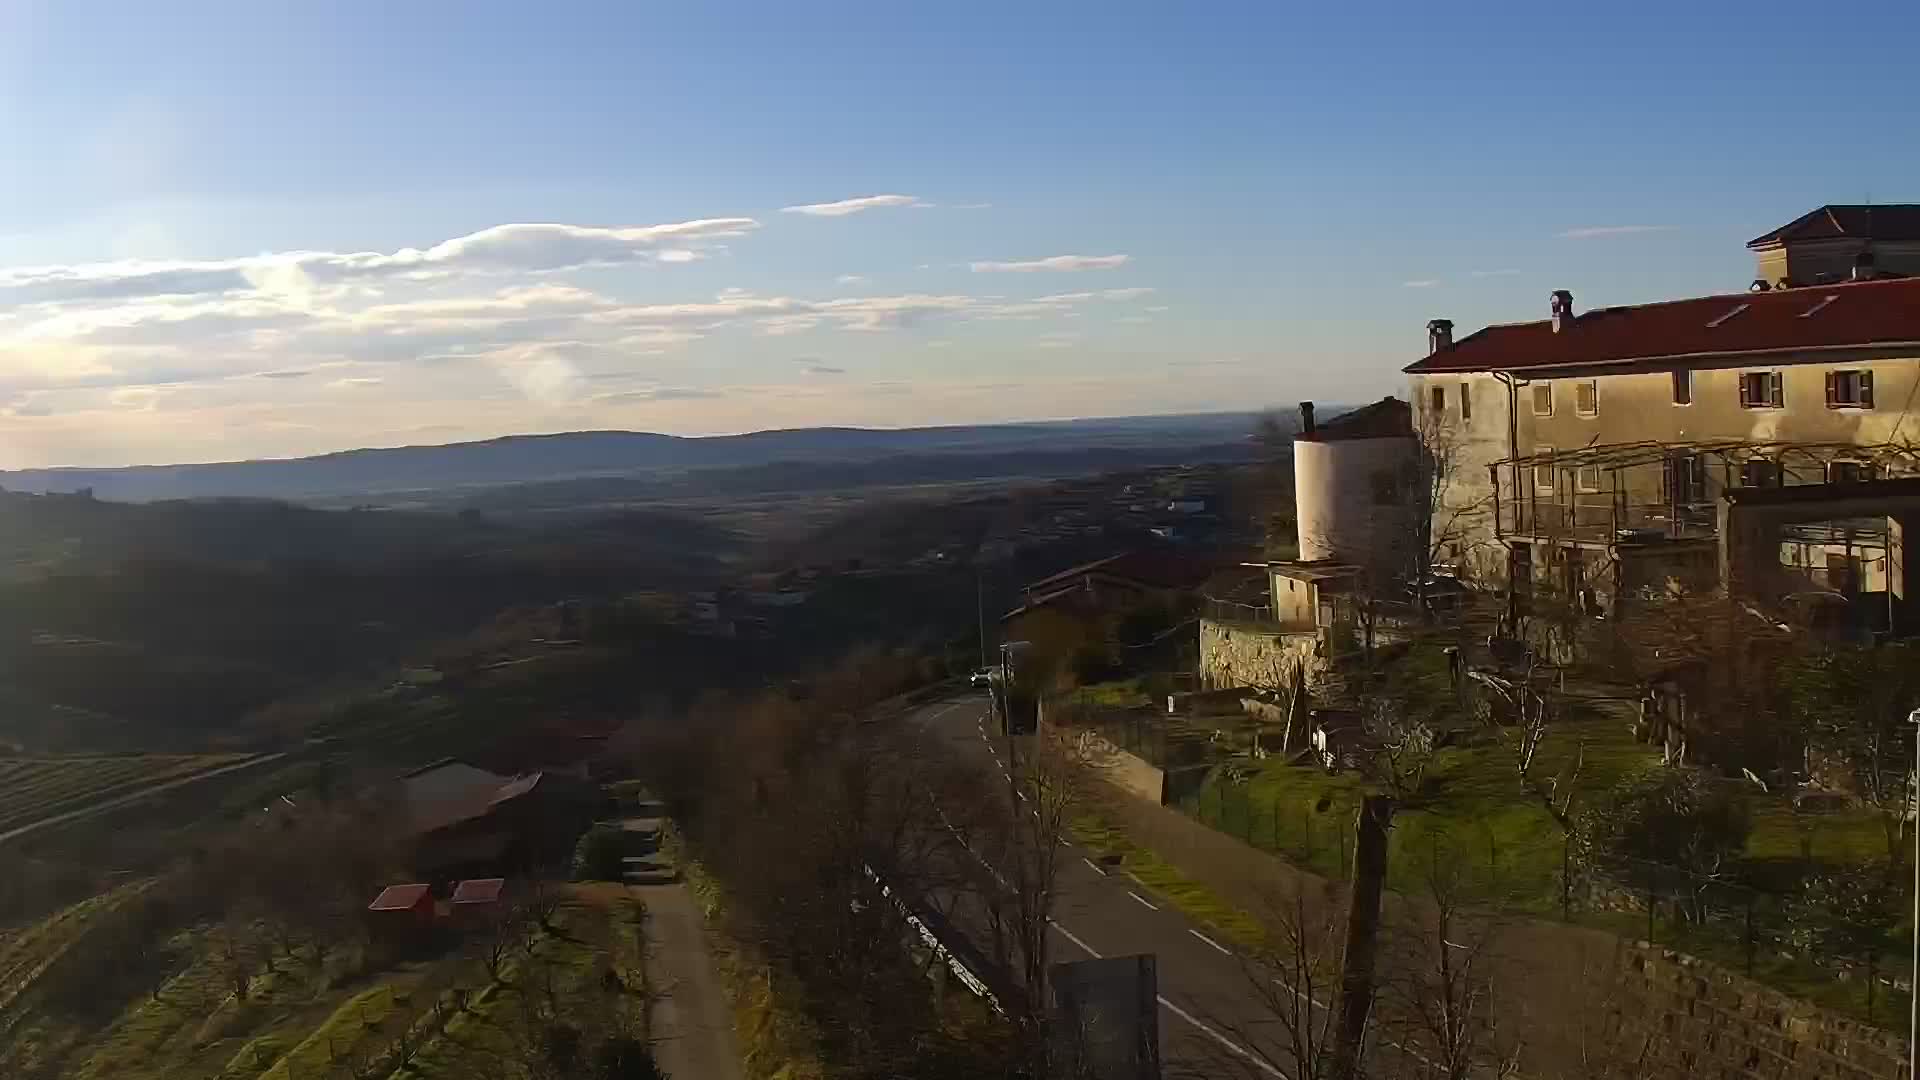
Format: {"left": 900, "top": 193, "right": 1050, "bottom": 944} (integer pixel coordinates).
{"left": 0, "top": 413, "right": 1272, "bottom": 502}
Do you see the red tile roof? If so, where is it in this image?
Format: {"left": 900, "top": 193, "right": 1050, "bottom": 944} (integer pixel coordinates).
{"left": 368, "top": 883, "right": 433, "bottom": 911}
{"left": 451, "top": 878, "right": 507, "bottom": 905}
{"left": 1024, "top": 550, "right": 1227, "bottom": 595}
{"left": 1748, "top": 204, "right": 1920, "bottom": 248}
{"left": 1403, "top": 277, "right": 1920, "bottom": 375}
{"left": 1297, "top": 397, "right": 1411, "bottom": 442}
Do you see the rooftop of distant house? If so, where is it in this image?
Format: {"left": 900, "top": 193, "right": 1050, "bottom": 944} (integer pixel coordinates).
{"left": 1296, "top": 397, "right": 1412, "bottom": 442}
{"left": 451, "top": 878, "right": 507, "bottom": 905}
{"left": 1747, "top": 204, "right": 1920, "bottom": 248}
{"left": 1404, "top": 277, "right": 1920, "bottom": 375}
{"left": 368, "top": 883, "right": 433, "bottom": 911}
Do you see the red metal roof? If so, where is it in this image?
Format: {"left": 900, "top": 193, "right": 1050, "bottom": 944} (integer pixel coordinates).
{"left": 368, "top": 883, "right": 432, "bottom": 911}
{"left": 451, "top": 878, "right": 507, "bottom": 904}
{"left": 1747, "top": 204, "right": 1920, "bottom": 248}
{"left": 1403, "top": 277, "right": 1920, "bottom": 375}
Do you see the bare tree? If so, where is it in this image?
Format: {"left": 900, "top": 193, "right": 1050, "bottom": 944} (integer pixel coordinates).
{"left": 1380, "top": 838, "right": 1518, "bottom": 1080}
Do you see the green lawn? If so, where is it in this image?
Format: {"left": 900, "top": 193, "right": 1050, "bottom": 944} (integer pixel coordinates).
{"left": 1183, "top": 694, "right": 1661, "bottom": 913}
{"left": 1070, "top": 817, "right": 1266, "bottom": 947}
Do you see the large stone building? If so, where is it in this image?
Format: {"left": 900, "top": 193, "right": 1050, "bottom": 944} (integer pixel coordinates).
{"left": 1405, "top": 214, "right": 1920, "bottom": 633}
{"left": 1747, "top": 204, "right": 1920, "bottom": 290}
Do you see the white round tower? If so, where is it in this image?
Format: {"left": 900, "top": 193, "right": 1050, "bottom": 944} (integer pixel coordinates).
{"left": 1292, "top": 397, "right": 1416, "bottom": 570}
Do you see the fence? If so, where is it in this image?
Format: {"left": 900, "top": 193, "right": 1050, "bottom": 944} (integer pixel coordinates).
{"left": 1179, "top": 774, "right": 1914, "bottom": 1025}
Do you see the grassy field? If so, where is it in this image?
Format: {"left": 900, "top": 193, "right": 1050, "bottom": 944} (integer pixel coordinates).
{"left": 0, "top": 883, "right": 648, "bottom": 1080}
{"left": 0, "top": 754, "right": 255, "bottom": 836}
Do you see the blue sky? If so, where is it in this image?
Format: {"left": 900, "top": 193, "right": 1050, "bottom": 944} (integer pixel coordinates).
{"left": 1, "top": 0, "right": 1917, "bottom": 466}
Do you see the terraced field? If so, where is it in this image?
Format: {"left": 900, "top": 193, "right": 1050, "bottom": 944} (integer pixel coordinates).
{"left": 0, "top": 754, "right": 256, "bottom": 837}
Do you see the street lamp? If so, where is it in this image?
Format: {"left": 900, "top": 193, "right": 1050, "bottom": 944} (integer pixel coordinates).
{"left": 1909, "top": 705, "right": 1920, "bottom": 1080}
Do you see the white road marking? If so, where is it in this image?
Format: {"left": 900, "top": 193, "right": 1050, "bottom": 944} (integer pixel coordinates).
{"left": 1081, "top": 856, "right": 1107, "bottom": 876}
{"left": 1053, "top": 918, "right": 1287, "bottom": 1078}
{"left": 1049, "top": 920, "right": 1103, "bottom": 958}
{"left": 1128, "top": 891, "right": 1159, "bottom": 911}
{"left": 1188, "top": 929, "right": 1231, "bottom": 955}
{"left": 1156, "top": 995, "right": 1289, "bottom": 1079}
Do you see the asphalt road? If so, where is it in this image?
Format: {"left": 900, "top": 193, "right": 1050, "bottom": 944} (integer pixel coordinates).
{"left": 907, "top": 694, "right": 1316, "bottom": 1080}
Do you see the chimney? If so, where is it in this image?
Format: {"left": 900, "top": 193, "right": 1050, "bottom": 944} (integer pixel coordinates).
{"left": 1299, "top": 401, "right": 1316, "bottom": 435}
{"left": 1853, "top": 249, "right": 1878, "bottom": 282}
{"left": 1550, "top": 289, "right": 1575, "bottom": 333}
{"left": 1426, "top": 319, "right": 1453, "bottom": 354}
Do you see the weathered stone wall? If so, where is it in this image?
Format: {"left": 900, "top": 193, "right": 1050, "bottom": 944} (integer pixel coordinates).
{"left": 1602, "top": 941, "right": 1908, "bottom": 1080}
{"left": 1197, "top": 619, "right": 1324, "bottom": 691}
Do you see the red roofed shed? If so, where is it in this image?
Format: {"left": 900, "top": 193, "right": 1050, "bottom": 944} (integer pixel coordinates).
{"left": 367, "top": 883, "right": 436, "bottom": 936}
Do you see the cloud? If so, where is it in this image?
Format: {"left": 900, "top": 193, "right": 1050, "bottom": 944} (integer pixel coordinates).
{"left": 0, "top": 218, "right": 757, "bottom": 306}
{"left": 1470, "top": 268, "right": 1521, "bottom": 278}
{"left": 1554, "top": 225, "right": 1673, "bottom": 240}
{"left": 1402, "top": 279, "right": 1441, "bottom": 289}
{"left": 594, "top": 386, "right": 725, "bottom": 403}
{"left": 1034, "top": 332, "right": 1081, "bottom": 350}
{"left": 780, "top": 194, "right": 928, "bottom": 217}
{"left": 1144, "top": 305, "right": 1169, "bottom": 313}
{"left": 835, "top": 274, "right": 869, "bottom": 285}
{"left": 1116, "top": 315, "right": 1150, "bottom": 325}
{"left": 971, "top": 254, "right": 1130, "bottom": 273}
{"left": 327, "top": 377, "right": 383, "bottom": 389}
{"left": 799, "top": 363, "right": 846, "bottom": 376}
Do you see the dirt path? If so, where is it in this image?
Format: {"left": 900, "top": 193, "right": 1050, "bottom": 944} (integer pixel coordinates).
{"left": 632, "top": 881, "right": 744, "bottom": 1080}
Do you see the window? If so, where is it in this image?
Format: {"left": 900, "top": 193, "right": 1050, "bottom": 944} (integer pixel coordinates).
{"left": 1531, "top": 382, "right": 1553, "bottom": 416}
{"left": 1664, "top": 451, "right": 1706, "bottom": 505}
{"left": 1575, "top": 380, "right": 1598, "bottom": 417}
{"left": 1430, "top": 385, "right": 1445, "bottom": 416}
{"left": 1827, "top": 459, "right": 1875, "bottom": 484}
{"left": 1575, "top": 463, "right": 1602, "bottom": 492}
{"left": 1458, "top": 382, "right": 1471, "bottom": 421}
{"left": 1738, "top": 371, "right": 1783, "bottom": 409}
{"left": 1825, "top": 369, "right": 1874, "bottom": 409}
{"left": 1533, "top": 446, "right": 1555, "bottom": 493}
{"left": 1740, "top": 459, "right": 1779, "bottom": 488}
{"left": 1671, "top": 370, "right": 1692, "bottom": 406}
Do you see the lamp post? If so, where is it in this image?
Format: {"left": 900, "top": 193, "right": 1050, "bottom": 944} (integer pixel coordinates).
{"left": 1909, "top": 705, "right": 1920, "bottom": 1080}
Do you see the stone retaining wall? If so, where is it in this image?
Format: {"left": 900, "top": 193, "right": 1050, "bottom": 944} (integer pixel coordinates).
{"left": 1604, "top": 941, "right": 1908, "bottom": 1080}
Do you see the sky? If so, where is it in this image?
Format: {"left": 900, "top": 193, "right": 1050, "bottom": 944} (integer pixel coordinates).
{"left": 2, "top": 1, "right": 1919, "bottom": 468}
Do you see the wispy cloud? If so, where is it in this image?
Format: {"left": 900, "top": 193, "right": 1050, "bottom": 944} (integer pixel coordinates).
{"left": 1402, "top": 279, "right": 1441, "bottom": 289}
{"left": 971, "top": 254, "right": 1130, "bottom": 273}
{"left": 835, "top": 274, "right": 869, "bottom": 285}
{"left": 1555, "top": 225, "right": 1673, "bottom": 240}
{"left": 781, "top": 194, "right": 928, "bottom": 217}
{"left": 594, "top": 386, "right": 725, "bottom": 404}
{"left": 0, "top": 219, "right": 758, "bottom": 306}
{"left": 1470, "top": 268, "right": 1521, "bottom": 278}
{"left": 1034, "top": 332, "right": 1082, "bottom": 349}
{"left": 800, "top": 363, "right": 846, "bottom": 376}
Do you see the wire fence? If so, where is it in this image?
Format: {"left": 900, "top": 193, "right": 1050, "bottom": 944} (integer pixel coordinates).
{"left": 1180, "top": 776, "right": 1914, "bottom": 1023}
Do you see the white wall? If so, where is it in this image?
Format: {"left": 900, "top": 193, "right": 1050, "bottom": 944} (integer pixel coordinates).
{"left": 1293, "top": 435, "right": 1415, "bottom": 567}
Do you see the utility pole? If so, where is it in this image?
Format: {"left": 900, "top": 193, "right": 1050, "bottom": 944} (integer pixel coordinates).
{"left": 977, "top": 564, "right": 989, "bottom": 669}
{"left": 1329, "top": 794, "right": 1395, "bottom": 1080}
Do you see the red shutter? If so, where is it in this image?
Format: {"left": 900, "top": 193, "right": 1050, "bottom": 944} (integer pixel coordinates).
{"left": 1861, "top": 370, "right": 1874, "bottom": 408}
{"left": 1770, "top": 372, "right": 1784, "bottom": 408}
{"left": 1825, "top": 372, "right": 1839, "bottom": 408}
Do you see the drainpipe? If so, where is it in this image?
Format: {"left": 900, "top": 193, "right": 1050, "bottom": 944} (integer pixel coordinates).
{"left": 1494, "top": 371, "right": 1528, "bottom": 607}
